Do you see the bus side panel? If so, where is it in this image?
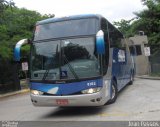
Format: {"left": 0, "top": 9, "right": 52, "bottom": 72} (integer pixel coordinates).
{"left": 111, "top": 48, "right": 131, "bottom": 91}
{"left": 123, "top": 50, "right": 132, "bottom": 86}
{"left": 112, "top": 48, "right": 122, "bottom": 91}
{"left": 103, "top": 48, "right": 113, "bottom": 101}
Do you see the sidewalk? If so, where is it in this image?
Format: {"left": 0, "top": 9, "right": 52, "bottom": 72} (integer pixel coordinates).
{"left": 0, "top": 89, "right": 30, "bottom": 98}
{"left": 0, "top": 79, "right": 30, "bottom": 99}
{"left": 136, "top": 75, "right": 160, "bottom": 80}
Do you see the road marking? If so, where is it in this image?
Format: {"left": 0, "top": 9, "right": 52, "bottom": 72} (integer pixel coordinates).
{"left": 99, "top": 112, "right": 129, "bottom": 117}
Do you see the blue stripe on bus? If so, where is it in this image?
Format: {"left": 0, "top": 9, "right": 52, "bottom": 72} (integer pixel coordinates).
{"left": 30, "top": 78, "right": 103, "bottom": 95}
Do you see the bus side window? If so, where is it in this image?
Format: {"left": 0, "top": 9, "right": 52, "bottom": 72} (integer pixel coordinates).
{"left": 101, "top": 18, "right": 107, "bottom": 31}
{"left": 101, "top": 18, "right": 109, "bottom": 73}
{"left": 121, "top": 39, "right": 128, "bottom": 63}
{"left": 108, "top": 22, "right": 123, "bottom": 48}
{"left": 101, "top": 18, "right": 108, "bottom": 43}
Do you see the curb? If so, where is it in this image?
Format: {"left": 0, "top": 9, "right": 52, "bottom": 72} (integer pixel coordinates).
{"left": 0, "top": 89, "right": 30, "bottom": 98}
{"left": 136, "top": 76, "right": 160, "bottom": 80}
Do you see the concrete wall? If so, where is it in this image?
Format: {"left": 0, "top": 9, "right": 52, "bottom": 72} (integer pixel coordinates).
{"left": 128, "top": 35, "right": 150, "bottom": 75}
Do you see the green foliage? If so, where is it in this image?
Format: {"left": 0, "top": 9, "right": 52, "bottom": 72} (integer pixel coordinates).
{"left": 134, "top": 0, "right": 160, "bottom": 45}
{"left": 113, "top": 19, "right": 135, "bottom": 37}
{"left": 0, "top": 7, "right": 51, "bottom": 60}
{"left": 113, "top": 19, "right": 131, "bottom": 36}
{"left": 0, "top": 1, "right": 54, "bottom": 88}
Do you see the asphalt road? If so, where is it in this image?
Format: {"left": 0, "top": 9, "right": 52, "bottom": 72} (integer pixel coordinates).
{"left": 0, "top": 78, "right": 160, "bottom": 121}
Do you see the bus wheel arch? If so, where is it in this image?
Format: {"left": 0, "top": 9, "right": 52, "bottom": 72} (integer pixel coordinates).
{"left": 105, "top": 77, "right": 118, "bottom": 105}
{"left": 112, "top": 77, "right": 117, "bottom": 86}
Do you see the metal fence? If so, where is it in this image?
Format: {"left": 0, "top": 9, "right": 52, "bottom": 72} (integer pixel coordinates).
{"left": 149, "top": 45, "right": 160, "bottom": 74}
{"left": 149, "top": 55, "right": 160, "bottom": 74}
{"left": 0, "top": 59, "right": 20, "bottom": 93}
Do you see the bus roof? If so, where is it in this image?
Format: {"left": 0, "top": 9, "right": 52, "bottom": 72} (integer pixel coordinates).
{"left": 36, "top": 14, "right": 103, "bottom": 25}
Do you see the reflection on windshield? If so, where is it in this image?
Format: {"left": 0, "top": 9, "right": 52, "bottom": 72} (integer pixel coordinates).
{"left": 31, "top": 37, "right": 100, "bottom": 81}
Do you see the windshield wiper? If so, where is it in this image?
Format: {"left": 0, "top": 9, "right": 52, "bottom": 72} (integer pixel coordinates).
{"left": 42, "top": 44, "right": 59, "bottom": 81}
{"left": 42, "top": 43, "right": 79, "bottom": 81}
{"left": 63, "top": 54, "right": 79, "bottom": 80}
{"left": 42, "top": 69, "right": 50, "bottom": 81}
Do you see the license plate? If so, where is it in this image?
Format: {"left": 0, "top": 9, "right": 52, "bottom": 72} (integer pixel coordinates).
{"left": 56, "top": 99, "right": 69, "bottom": 105}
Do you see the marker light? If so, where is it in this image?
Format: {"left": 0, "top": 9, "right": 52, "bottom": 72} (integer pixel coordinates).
{"left": 30, "top": 90, "right": 43, "bottom": 95}
{"left": 81, "top": 87, "right": 102, "bottom": 94}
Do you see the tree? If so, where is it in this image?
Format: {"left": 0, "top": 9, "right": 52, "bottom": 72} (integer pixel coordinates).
{"left": 0, "top": 6, "right": 52, "bottom": 90}
{"left": 113, "top": 18, "right": 139, "bottom": 37}
{"left": 134, "top": 0, "right": 160, "bottom": 44}
{"left": 0, "top": 0, "right": 15, "bottom": 15}
{"left": 0, "top": 7, "right": 51, "bottom": 59}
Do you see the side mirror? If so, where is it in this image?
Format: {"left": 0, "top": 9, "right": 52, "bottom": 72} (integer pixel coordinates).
{"left": 14, "top": 39, "right": 29, "bottom": 61}
{"left": 96, "top": 30, "right": 105, "bottom": 54}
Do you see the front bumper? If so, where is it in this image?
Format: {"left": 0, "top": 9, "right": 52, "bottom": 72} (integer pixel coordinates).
{"left": 30, "top": 89, "right": 109, "bottom": 107}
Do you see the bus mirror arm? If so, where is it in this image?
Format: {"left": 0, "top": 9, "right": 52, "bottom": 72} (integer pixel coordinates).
{"left": 14, "top": 39, "right": 29, "bottom": 61}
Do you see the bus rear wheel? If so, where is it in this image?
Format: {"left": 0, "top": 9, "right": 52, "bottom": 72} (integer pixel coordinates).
{"left": 105, "top": 80, "right": 118, "bottom": 105}
{"left": 129, "top": 70, "right": 134, "bottom": 85}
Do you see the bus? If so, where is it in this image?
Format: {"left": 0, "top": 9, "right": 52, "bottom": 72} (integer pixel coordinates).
{"left": 14, "top": 14, "right": 134, "bottom": 106}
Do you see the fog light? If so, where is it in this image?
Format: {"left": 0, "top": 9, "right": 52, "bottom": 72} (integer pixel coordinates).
{"left": 81, "top": 87, "right": 101, "bottom": 94}
{"left": 30, "top": 90, "right": 43, "bottom": 95}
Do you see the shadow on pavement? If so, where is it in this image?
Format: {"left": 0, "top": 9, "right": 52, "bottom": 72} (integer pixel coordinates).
{"left": 40, "top": 81, "right": 135, "bottom": 119}
{"left": 41, "top": 106, "right": 105, "bottom": 118}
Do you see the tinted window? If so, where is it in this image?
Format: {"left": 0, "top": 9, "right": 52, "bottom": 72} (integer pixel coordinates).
{"left": 101, "top": 18, "right": 107, "bottom": 31}
{"left": 129, "top": 46, "right": 136, "bottom": 55}
{"left": 108, "top": 23, "right": 124, "bottom": 48}
{"left": 34, "top": 18, "right": 98, "bottom": 41}
{"left": 31, "top": 37, "right": 100, "bottom": 81}
{"left": 101, "top": 18, "right": 109, "bottom": 74}
{"left": 135, "top": 45, "right": 142, "bottom": 55}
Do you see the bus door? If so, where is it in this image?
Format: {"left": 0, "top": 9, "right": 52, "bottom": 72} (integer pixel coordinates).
{"left": 118, "top": 48, "right": 128, "bottom": 87}
{"left": 112, "top": 48, "right": 124, "bottom": 90}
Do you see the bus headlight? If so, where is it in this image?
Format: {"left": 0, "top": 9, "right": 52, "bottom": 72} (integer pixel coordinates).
{"left": 30, "top": 90, "right": 43, "bottom": 95}
{"left": 81, "top": 87, "right": 101, "bottom": 94}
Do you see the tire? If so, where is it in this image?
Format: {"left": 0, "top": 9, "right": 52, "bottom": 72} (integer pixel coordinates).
{"left": 129, "top": 70, "right": 134, "bottom": 85}
{"left": 105, "top": 80, "right": 118, "bottom": 105}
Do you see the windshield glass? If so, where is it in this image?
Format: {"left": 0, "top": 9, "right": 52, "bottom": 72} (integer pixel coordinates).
{"left": 31, "top": 37, "right": 100, "bottom": 81}
{"left": 34, "top": 18, "right": 98, "bottom": 41}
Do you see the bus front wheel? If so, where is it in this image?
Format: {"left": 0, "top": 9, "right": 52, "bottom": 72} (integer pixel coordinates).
{"left": 105, "top": 80, "right": 118, "bottom": 105}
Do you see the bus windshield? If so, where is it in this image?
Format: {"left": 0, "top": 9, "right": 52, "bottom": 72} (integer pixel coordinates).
{"left": 31, "top": 37, "right": 100, "bottom": 81}
{"left": 34, "top": 18, "right": 98, "bottom": 41}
